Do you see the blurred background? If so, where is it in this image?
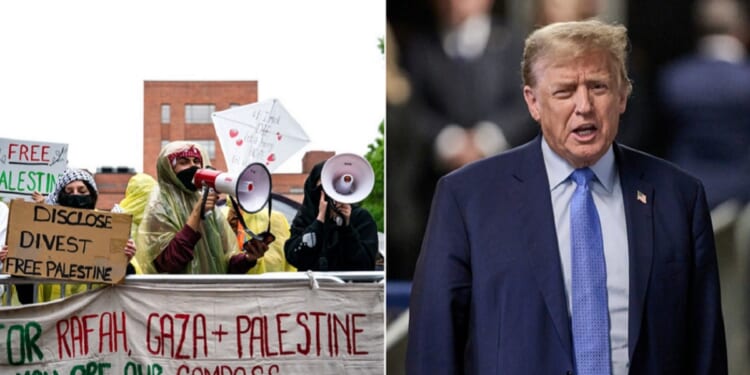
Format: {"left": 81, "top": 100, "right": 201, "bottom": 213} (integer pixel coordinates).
{"left": 386, "top": 0, "right": 750, "bottom": 373}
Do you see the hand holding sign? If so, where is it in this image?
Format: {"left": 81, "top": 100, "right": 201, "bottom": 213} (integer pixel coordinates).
{"left": 0, "top": 137, "right": 69, "bottom": 201}
{"left": 4, "top": 200, "right": 132, "bottom": 284}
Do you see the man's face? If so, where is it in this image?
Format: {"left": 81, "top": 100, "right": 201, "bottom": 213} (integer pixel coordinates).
{"left": 523, "top": 49, "right": 627, "bottom": 168}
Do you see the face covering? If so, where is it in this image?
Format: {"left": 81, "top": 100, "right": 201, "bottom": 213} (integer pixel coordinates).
{"left": 58, "top": 193, "right": 96, "bottom": 209}
{"left": 176, "top": 166, "right": 199, "bottom": 191}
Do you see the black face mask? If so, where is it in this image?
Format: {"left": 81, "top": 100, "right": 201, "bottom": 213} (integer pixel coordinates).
{"left": 58, "top": 193, "right": 95, "bottom": 209}
{"left": 176, "top": 166, "right": 199, "bottom": 191}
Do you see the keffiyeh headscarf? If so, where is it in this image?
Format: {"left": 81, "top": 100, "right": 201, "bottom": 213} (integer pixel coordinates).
{"left": 45, "top": 168, "right": 98, "bottom": 204}
{"left": 135, "top": 141, "right": 239, "bottom": 274}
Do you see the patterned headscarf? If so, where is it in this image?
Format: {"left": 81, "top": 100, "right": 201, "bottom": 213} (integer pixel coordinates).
{"left": 45, "top": 168, "right": 98, "bottom": 205}
{"left": 38, "top": 168, "right": 98, "bottom": 300}
{"left": 135, "top": 141, "right": 240, "bottom": 274}
{"left": 167, "top": 145, "right": 202, "bottom": 167}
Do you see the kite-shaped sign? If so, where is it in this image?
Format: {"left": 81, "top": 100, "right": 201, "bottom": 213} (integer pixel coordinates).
{"left": 212, "top": 99, "right": 310, "bottom": 174}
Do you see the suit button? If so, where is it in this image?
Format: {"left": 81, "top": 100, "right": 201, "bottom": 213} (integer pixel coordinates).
{"left": 566, "top": 371, "right": 573, "bottom": 375}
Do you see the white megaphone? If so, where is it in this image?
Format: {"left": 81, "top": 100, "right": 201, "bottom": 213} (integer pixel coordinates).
{"left": 193, "top": 163, "right": 272, "bottom": 213}
{"left": 320, "top": 153, "right": 375, "bottom": 204}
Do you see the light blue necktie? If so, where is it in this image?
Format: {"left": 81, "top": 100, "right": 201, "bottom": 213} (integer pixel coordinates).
{"left": 570, "top": 168, "right": 611, "bottom": 375}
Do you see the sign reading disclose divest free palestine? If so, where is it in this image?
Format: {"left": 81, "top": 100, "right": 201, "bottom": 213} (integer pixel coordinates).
{"left": 4, "top": 199, "right": 132, "bottom": 284}
{"left": 0, "top": 137, "right": 68, "bottom": 200}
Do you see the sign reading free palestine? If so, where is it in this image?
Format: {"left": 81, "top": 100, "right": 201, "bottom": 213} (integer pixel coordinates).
{"left": 0, "top": 137, "right": 68, "bottom": 201}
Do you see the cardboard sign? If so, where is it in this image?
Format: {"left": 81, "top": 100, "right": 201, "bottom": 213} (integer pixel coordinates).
{"left": 0, "top": 137, "right": 68, "bottom": 201}
{"left": 3, "top": 200, "right": 132, "bottom": 284}
{"left": 0, "top": 281, "right": 385, "bottom": 374}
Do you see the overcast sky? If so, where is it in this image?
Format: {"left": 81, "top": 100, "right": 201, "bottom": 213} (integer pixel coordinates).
{"left": 0, "top": 1, "right": 385, "bottom": 174}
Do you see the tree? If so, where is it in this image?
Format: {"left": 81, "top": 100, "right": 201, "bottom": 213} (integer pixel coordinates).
{"left": 362, "top": 121, "right": 384, "bottom": 231}
{"left": 361, "top": 38, "right": 384, "bottom": 232}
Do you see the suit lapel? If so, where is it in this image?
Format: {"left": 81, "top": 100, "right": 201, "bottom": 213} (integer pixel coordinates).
{"left": 511, "top": 138, "right": 573, "bottom": 358}
{"left": 614, "top": 144, "right": 654, "bottom": 361}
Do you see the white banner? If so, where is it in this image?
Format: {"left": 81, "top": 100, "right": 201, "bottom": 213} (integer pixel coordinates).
{"left": 0, "top": 281, "right": 384, "bottom": 374}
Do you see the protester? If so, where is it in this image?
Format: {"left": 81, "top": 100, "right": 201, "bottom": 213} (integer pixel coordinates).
{"left": 112, "top": 172, "right": 157, "bottom": 239}
{"left": 657, "top": 0, "right": 750, "bottom": 210}
{"left": 388, "top": 0, "right": 537, "bottom": 280}
{"left": 1, "top": 168, "right": 138, "bottom": 304}
{"left": 222, "top": 198, "right": 296, "bottom": 273}
{"left": 406, "top": 20, "right": 727, "bottom": 374}
{"left": 135, "top": 141, "right": 262, "bottom": 274}
{"left": 284, "top": 160, "right": 379, "bottom": 271}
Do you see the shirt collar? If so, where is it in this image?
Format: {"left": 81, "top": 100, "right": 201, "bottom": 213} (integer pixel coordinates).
{"left": 541, "top": 137, "right": 616, "bottom": 192}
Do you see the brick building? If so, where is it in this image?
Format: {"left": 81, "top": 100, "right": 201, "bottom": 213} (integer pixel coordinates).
{"left": 94, "top": 81, "right": 330, "bottom": 210}
{"left": 143, "top": 81, "right": 259, "bottom": 175}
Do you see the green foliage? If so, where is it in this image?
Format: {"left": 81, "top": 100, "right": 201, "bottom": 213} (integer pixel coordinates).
{"left": 361, "top": 36, "right": 385, "bottom": 232}
{"left": 362, "top": 121, "right": 384, "bottom": 231}
{"left": 362, "top": 38, "right": 385, "bottom": 232}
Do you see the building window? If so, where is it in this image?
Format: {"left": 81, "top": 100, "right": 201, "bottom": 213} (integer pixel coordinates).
{"left": 161, "top": 104, "right": 171, "bottom": 124}
{"left": 193, "top": 140, "right": 217, "bottom": 160}
{"left": 185, "top": 104, "right": 215, "bottom": 124}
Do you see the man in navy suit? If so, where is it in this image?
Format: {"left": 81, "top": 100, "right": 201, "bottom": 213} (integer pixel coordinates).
{"left": 406, "top": 20, "right": 727, "bottom": 374}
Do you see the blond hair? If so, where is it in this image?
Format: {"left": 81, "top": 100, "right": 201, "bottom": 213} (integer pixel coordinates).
{"left": 522, "top": 19, "right": 633, "bottom": 96}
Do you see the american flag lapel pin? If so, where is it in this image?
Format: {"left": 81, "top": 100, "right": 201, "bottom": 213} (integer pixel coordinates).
{"left": 637, "top": 190, "right": 647, "bottom": 204}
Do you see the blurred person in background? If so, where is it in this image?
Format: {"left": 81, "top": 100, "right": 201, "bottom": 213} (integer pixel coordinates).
{"left": 112, "top": 172, "right": 157, "bottom": 243}
{"left": 385, "top": 22, "right": 425, "bottom": 280}
{"left": 657, "top": 0, "right": 750, "bottom": 212}
{"left": 657, "top": 1, "right": 750, "bottom": 364}
{"left": 532, "top": 0, "right": 602, "bottom": 26}
{"left": 387, "top": 0, "right": 536, "bottom": 280}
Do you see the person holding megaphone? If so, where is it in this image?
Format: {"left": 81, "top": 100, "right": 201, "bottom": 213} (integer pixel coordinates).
{"left": 284, "top": 155, "right": 379, "bottom": 271}
{"left": 135, "top": 141, "right": 261, "bottom": 274}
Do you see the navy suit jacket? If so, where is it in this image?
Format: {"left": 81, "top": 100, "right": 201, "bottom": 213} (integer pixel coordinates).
{"left": 406, "top": 137, "right": 727, "bottom": 374}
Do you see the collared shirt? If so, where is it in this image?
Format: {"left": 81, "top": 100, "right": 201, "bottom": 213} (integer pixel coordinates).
{"left": 541, "top": 138, "right": 630, "bottom": 375}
